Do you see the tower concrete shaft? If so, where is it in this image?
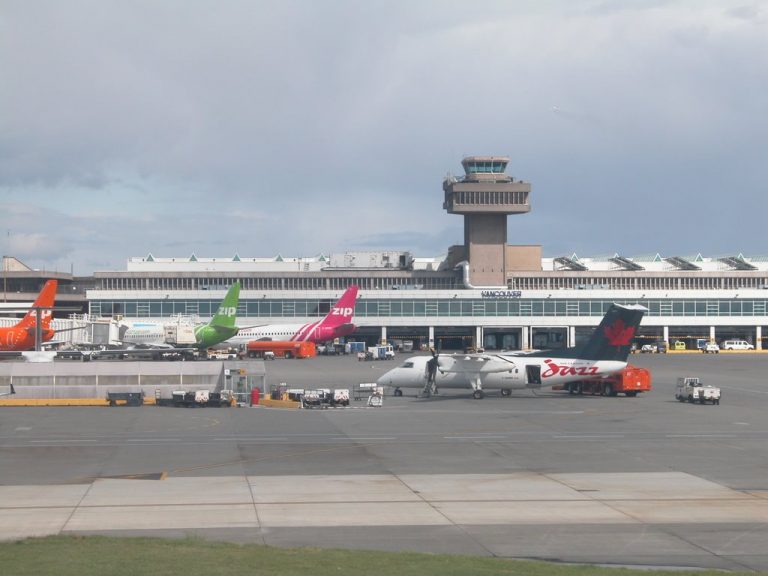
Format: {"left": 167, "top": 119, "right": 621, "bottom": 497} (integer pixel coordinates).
{"left": 443, "top": 156, "right": 532, "bottom": 286}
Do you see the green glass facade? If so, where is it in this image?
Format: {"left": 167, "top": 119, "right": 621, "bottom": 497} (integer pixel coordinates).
{"left": 89, "top": 298, "right": 768, "bottom": 319}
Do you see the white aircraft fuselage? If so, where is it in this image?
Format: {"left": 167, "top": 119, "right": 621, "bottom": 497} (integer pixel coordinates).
{"left": 378, "top": 302, "right": 647, "bottom": 399}
{"left": 377, "top": 353, "right": 627, "bottom": 398}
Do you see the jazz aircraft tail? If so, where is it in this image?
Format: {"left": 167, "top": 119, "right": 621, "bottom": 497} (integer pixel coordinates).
{"left": 577, "top": 303, "right": 647, "bottom": 362}
{"left": 527, "top": 303, "right": 646, "bottom": 362}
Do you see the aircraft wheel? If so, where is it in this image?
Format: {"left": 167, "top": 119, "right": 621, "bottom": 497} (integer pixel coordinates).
{"left": 501, "top": 388, "right": 511, "bottom": 397}
{"left": 394, "top": 389, "right": 403, "bottom": 397}
{"left": 473, "top": 390, "right": 484, "bottom": 400}
{"left": 604, "top": 383, "right": 614, "bottom": 397}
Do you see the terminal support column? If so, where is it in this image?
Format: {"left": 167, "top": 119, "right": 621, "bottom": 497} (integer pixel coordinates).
{"left": 710, "top": 326, "right": 716, "bottom": 342}
{"left": 663, "top": 326, "right": 669, "bottom": 343}
{"left": 380, "top": 326, "right": 387, "bottom": 345}
{"left": 428, "top": 326, "right": 434, "bottom": 349}
{"left": 476, "top": 326, "right": 483, "bottom": 349}
{"left": 568, "top": 326, "right": 576, "bottom": 348}
{"left": 757, "top": 326, "right": 762, "bottom": 350}
{"left": 521, "top": 326, "right": 529, "bottom": 350}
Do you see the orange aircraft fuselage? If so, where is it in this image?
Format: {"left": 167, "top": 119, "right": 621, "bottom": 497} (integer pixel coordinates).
{"left": 0, "top": 280, "right": 58, "bottom": 351}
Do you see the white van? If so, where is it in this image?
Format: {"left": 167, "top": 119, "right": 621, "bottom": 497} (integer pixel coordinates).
{"left": 722, "top": 340, "right": 754, "bottom": 351}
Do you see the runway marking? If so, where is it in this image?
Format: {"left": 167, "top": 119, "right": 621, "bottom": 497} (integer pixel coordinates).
{"left": 30, "top": 439, "right": 97, "bottom": 443}
{"left": 666, "top": 434, "right": 737, "bottom": 438}
{"left": 722, "top": 385, "right": 768, "bottom": 395}
{"left": 125, "top": 438, "right": 182, "bottom": 442}
{"left": 213, "top": 435, "right": 299, "bottom": 440}
{"left": 444, "top": 435, "right": 508, "bottom": 439}
{"left": 553, "top": 435, "right": 625, "bottom": 439}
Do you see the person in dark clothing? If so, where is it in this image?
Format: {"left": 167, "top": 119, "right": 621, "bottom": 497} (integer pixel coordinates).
{"left": 426, "top": 348, "right": 438, "bottom": 392}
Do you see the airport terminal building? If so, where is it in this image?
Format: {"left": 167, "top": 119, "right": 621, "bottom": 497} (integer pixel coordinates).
{"left": 5, "top": 157, "right": 768, "bottom": 350}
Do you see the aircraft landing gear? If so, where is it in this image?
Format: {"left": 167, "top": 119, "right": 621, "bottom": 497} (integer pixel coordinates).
{"left": 500, "top": 388, "right": 511, "bottom": 397}
{"left": 394, "top": 388, "right": 403, "bottom": 397}
{"left": 470, "top": 378, "right": 484, "bottom": 399}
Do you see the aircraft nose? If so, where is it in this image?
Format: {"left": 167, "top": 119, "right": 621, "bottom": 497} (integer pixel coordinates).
{"left": 376, "top": 370, "right": 392, "bottom": 387}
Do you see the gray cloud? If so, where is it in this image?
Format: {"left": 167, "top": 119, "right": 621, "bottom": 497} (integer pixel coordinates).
{"left": 1, "top": 0, "right": 767, "bottom": 272}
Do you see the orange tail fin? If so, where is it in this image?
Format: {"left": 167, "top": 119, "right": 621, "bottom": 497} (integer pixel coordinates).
{"left": 18, "top": 280, "right": 58, "bottom": 328}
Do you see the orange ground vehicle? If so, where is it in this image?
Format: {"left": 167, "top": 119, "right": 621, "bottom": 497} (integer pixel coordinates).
{"left": 557, "top": 365, "right": 651, "bottom": 397}
{"left": 244, "top": 340, "right": 317, "bottom": 359}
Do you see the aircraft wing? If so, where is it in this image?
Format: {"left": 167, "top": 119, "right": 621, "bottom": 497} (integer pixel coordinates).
{"left": 85, "top": 346, "right": 199, "bottom": 359}
{"left": 438, "top": 354, "right": 518, "bottom": 375}
{"left": 124, "top": 342, "right": 176, "bottom": 350}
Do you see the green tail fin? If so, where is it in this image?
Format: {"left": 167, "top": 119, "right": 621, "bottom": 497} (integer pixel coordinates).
{"left": 209, "top": 282, "right": 240, "bottom": 329}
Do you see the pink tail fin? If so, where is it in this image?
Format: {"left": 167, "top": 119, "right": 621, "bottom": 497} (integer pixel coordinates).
{"left": 321, "top": 285, "right": 358, "bottom": 327}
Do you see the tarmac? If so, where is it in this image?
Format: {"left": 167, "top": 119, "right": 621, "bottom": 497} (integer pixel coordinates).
{"left": 1, "top": 352, "right": 768, "bottom": 571}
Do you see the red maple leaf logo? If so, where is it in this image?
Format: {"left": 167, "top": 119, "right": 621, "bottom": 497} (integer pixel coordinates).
{"left": 604, "top": 319, "right": 635, "bottom": 346}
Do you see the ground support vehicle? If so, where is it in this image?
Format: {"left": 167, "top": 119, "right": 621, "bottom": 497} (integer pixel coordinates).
{"left": 367, "top": 386, "right": 384, "bottom": 407}
{"left": 354, "top": 382, "right": 379, "bottom": 400}
{"left": 702, "top": 342, "right": 720, "bottom": 354}
{"left": 156, "top": 390, "right": 234, "bottom": 407}
{"left": 560, "top": 365, "right": 651, "bottom": 397}
{"left": 208, "top": 349, "right": 238, "bottom": 360}
{"left": 297, "top": 388, "right": 350, "bottom": 409}
{"left": 348, "top": 342, "right": 366, "bottom": 355}
{"left": 331, "top": 389, "right": 350, "bottom": 406}
{"left": 107, "top": 391, "right": 144, "bottom": 406}
{"left": 243, "top": 340, "right": 316, "bottom": 359}
{"left": 364, "top": 345, "right": 395, "bottom": 360}
{"left": 675, "top": 377, "right": 720, "bottom": 405}
{"left": 722, "top": 340, "right": 754, "bottom": 350}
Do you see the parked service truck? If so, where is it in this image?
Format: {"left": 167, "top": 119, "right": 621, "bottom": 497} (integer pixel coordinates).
{"left": 243, "top": 340, "right": 316, "bottom": 359}
{"left": 675, "top": 377, "right": 721, "bottom": 405}
{"left": 560, "top": 365, "right": 652, "bottom": 397}
{"left": 365, "top": 345, "right": 395, "bottom": 360}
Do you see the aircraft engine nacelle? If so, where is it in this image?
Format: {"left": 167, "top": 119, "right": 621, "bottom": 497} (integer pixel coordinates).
{"left": 313, "top": 323, "right": 356, "bottom": 342}
{"left": 313, "top": 326, "right": 336, "bottom": 342}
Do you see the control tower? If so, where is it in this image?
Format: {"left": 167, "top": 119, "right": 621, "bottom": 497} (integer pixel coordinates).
{"left": 443, "top": 156, "right": 534, "bottom": 286}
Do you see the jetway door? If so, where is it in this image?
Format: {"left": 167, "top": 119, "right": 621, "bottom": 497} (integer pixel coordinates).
{"left": 525, "top": 365, "right": 542, "bottom": 387}
{"left": 90, "top": 323, "right": 112, "bottom": 346}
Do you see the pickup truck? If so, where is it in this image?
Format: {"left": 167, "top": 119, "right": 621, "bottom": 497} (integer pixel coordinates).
{"left": 702, "top": 342, "right": 720, "bottom": 354}
{"left": 675, "top": 377, "right": 720, "bottom": 405}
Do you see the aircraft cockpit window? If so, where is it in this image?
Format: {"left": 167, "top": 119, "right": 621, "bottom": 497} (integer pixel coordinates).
{"left": 401, "top": 361, "right": 414, "bottom": 368}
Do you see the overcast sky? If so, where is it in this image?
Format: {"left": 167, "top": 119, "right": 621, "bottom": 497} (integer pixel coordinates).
{"left": 1, "top": 0, "right": 766, "bottom": 275}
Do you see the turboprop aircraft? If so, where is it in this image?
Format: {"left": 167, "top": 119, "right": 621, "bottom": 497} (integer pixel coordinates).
{"left": 377, "top": 303, "right": 647, "bottom": 399}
